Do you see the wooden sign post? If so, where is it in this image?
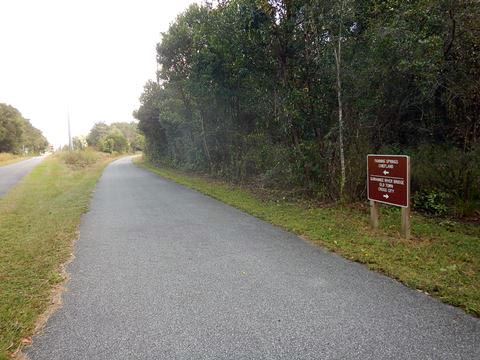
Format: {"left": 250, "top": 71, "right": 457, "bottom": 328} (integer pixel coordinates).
{"left": 367, "top": 155, "right": 411, "bottom": 239}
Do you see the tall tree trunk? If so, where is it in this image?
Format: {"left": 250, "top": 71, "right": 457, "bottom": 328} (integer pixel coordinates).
{"left": 200, "top": 110, "right": 213, "bottom": 172}
{"left": 334, "top": 0, "right": 346, "bottom": 199}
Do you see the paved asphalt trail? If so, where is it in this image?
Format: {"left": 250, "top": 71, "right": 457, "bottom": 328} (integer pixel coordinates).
{"left": 0, "top": 156, "right": 45, "bottom": 197}
{"left": 27, "top": 157, "right": 479, "bottom": 359}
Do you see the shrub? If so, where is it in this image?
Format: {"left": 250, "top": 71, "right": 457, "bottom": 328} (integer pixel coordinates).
{"left": 410, "top": 145, "right": 479, "bottom": 217}
{"left": 99, "top": 129, "right": 129, "bottom": 154}
{"left": 413, "top": 190, "right": 450, "bottom": 216}
{"left": 59, "top": 150, "right": 99, "bottom": 168}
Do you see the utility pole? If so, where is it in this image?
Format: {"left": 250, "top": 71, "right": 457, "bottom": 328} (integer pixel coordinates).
{"left": 68, "top": 110, "right": 72, "bottom": 151}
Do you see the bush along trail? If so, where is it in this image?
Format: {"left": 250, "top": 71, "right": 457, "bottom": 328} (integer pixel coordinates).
{"left": 137, "top": 159, "right": 480, "bottom": 317}
{"left": 0, "top": 151, "right": 116, "bottom": 359}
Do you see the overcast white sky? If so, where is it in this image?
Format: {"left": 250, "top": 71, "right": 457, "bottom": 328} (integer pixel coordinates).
{"left": 0, "top": 0, "right": 198, "bottom": 147}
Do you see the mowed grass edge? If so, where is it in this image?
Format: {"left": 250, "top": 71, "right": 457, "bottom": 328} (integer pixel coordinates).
{"left": 136, "top": 159, "right": 479, "bottom": 317}
{"left": 0, "top": 153, "right": 114, "bottom": 359}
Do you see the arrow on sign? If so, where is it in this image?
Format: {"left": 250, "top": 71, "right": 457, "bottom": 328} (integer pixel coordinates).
{"left": 383, "top": 194, "right": 389, "bottom": 199}
{"left": 383, "top": 170, "right": 390, "bottom": 175}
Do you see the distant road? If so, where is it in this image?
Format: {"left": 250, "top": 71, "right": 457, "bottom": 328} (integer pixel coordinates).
{"left": 28, "top": 157, "right": 479, "bottom": 359}
{"left": 0, "top": 156, "right": 45, "bottom": 197}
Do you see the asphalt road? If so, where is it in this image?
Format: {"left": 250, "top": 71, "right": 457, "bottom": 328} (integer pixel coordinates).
{"left": 0, "top": 156, "right": 45, "bottom": 197}
{"left": 27, "top": 157, "right": 479, "bottom": 359}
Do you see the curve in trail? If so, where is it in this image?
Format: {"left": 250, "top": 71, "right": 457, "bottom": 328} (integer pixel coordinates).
{"left": 27, "top": 157, "right": 479, "bottom": 359}
{"left": 0, "top": 156, "right": 46, "bottom": 197}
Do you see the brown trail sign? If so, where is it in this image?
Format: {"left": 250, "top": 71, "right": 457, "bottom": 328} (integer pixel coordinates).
{"left": 367, "top": 155, "right": 409, "bottom": 207}
{"left": 367, "top": 155, "right": 411, "bottom": 238}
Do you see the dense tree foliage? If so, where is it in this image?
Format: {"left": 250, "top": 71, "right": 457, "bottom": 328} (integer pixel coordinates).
{"left": 0, "top": 103, "right": 48, "bottom": 154}
{"left": 72, "top": 136, "right": 88, "bottom": 150}
{"left": 86, "top": 122, "right": 144, "bottom": 153}
{"left": 135, "top": 0, "right": 479, "bottom": 216}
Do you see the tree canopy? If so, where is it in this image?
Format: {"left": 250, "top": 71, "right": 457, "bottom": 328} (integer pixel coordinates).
{"left": 0, "top": 103, "right": 48, "bottom": 154}
{"left": 86, "top": 121, "right": 144, "bottom": 153}
{"left": 135, "top": 0, "right": 479, "bottom": 216}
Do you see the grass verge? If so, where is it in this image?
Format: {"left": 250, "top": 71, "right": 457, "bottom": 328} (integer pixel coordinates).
{"left": 0, "top": 152, "right": 115, "bottom": 359}
{"left": 137, "top": 159, "right": 480, "bottom": 317}
{"left": 0, "top": 154, "right": 31, "bottom": 167}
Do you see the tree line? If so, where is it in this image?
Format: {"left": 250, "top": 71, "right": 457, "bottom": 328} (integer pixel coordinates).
{"left": 83, "top": 122, "right": 144, "bottom": 153}
{"left": 0, "top": 103, "right": 49, "bottom": 154}
{"left": 135, "top": 0, "right": 479, "bottom": 216}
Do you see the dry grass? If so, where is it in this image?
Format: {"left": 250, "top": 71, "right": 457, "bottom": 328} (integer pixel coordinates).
{"left": 0, "top": 153, "right": 29, "bottom": 167}
{"left": 58, "top": 149, "right": 100, "bottom": 168}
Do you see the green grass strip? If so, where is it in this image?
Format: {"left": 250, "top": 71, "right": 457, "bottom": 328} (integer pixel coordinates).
{"left": 137, "top": 159, "right": 480, "bottom": 317}
{"left": 0, "top": 154, "right": 112, "bottom": 359}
